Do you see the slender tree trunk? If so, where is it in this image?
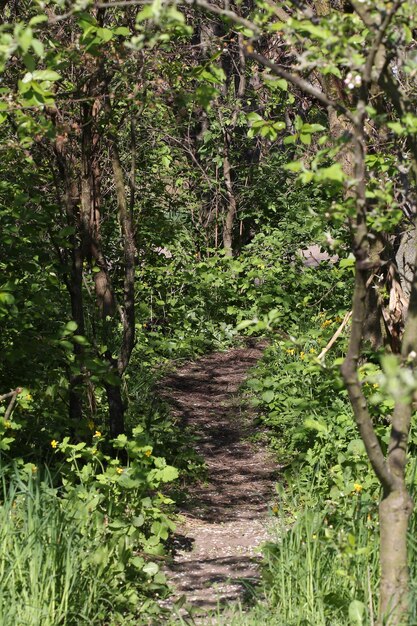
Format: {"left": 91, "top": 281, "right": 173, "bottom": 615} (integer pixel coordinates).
{"left": 104, "top": 381, "right": 125, "bottom": 438}
{"left": 379, "top": 489, "right": 412, "bottom": 625}
{"left": 222, "top": 132, "right": 237, "bottom": 257}
{"left": 55, "top": 147, "right": 86, "bottom": 423}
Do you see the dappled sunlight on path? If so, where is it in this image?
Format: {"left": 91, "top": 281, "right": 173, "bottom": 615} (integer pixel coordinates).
{"left": 160, "top": 344, "right": 278, "bottom": 615}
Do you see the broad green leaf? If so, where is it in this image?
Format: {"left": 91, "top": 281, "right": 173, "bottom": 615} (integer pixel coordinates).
{"left": 304, "top": 418, "right": 328, "bottom": 434}
{"left": 96, "top": 27, "right": 114, "bottom": 43}
{"left": 349, "top": 600, "right": 365, "bottom": 625}
{"left": 114, "top": 26, "right": 131, "bottom": 36}
{"left": 32, "top": 70, "right": 61, "bottom": 81}
{"left": 159, "top": 465, "right": 179, "bottom": 482}
{"left": 72, "top": 335, "right": 89, "bottom": 345}
{"left": 247, "top": 112, "right": 263, "bottom": 124}
{"left": 143, "top": 562, "right": 159, "bottom": 576}
{"left": 262, "top": 390, "right": 275, "bottom": 404}
{"left": 387, "top": 121, "right": 404, "bottom": 135}
{"left": 347, "top": 439, "right": 366, "bottom": 456}
{"left": 283, "top": 161, "right": 303, "bottom": 172}
{"left": 19, "top": 28, "right": 33, "bottom": 54}
{"left": 316, "top": 163, "right": 344, "bottom": 183}
{"left": 339, "top": 255, "right": 355, "bottom": 269}
{"left": 31, "top": 39, "right": 45, "bottom": 58}
{"left": 136, "top": 5, "right": 154, "bottom": 22}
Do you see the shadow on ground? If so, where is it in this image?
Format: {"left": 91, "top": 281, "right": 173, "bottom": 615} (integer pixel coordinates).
{"left": 159, "top": 344, "right": 278, "bottom": 613}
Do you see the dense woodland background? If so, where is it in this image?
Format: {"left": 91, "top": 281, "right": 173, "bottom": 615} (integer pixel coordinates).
{"left": 2, "top": 1, "right": 417, "bottom": 624}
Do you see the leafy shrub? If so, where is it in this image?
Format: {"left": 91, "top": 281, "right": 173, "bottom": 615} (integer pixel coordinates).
{"left": 0, "top": 466, "right": 172, "bottom": 625}
{"left": 0, "top": 423, "right": 180, "bottom": 624}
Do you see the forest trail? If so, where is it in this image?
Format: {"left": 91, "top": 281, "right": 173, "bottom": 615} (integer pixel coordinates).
{"left": 160, "top": 343, "right": 277, "bottom": 619}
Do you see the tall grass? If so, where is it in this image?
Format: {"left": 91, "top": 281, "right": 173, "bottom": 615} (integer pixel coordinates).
{"left": 0, "top": 469, "right": 118, "bottom": 626}
{"left": 216, "top": 492, "right": 417, "bottom": 626}
{"left": 259, "top": 503, "right": 379, "bottom": 625}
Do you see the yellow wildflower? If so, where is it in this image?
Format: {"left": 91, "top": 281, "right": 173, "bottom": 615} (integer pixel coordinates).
{"left": 93, "top": 431, "right": 101, "bottom": 438}
{"left": 26, "top": 393, "right": 32, "bottom": 401}
{"left": 300, "top": 351, "right": 306, "bottom": 360}
{"left": 353, "top": 483, "right": 363, "bottom": 493}
{"left": 309, "top": 348, "right": 316, "bottom": 354}
{"left": 3, "top": 421, "right": 12, "bottom": 429}
{"left": 91, "top": 448, "right": 97, "bottom": 455}
{"left": 51, "top": 440, "right": 58, "bottom": 449}
{"left": 32, "top": 466, "right": 38, "bottom": 474}
{"left": 373, "top": 383, "right": 379, "bottom": 389}
{"left": 272, "top": 504, "right": 279, "bottom": 514}
{"left": 116, "top": 467, "right": 124, "bottom": 474}
{"left": 286, "top": 348, "right": 295, "bottom": 355}
{"left": 145, "top": 449, "right": 152, "bottom": 457}
{"left": 88, "top": 420, "right": 95, "bottom": 431}
{"left": 321, "top": 319, "right": 332, "bottom": 328}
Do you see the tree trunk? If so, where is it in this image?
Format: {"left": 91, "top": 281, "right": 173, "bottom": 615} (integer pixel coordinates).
{"left": 222, "top": 133, "right": 236, "bottom": 257}
{"left": 104, "top": 381, "right": 125, "bottom": 439}
{"left": 379, "top": 489, "right": 413, "bottom": 625}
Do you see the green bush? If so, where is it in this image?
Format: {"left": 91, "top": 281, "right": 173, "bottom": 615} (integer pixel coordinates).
{"left": 0, "top": 468, "right": 167, "bottom": 625}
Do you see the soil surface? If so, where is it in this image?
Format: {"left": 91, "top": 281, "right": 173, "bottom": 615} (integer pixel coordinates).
{"left": 160, "top": 344, "right": 278, "bottom": 619}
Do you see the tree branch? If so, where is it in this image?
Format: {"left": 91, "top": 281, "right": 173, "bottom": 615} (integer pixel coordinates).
{"left": 363, "top": 0, "right": 403, "bottom": 84}
{"left": 245, "top": 49, "right": 354, "bottom": 121}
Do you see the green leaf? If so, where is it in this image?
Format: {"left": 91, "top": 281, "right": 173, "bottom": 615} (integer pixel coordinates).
{"left": 29, "top": 15, "right": 49, "bottom": 26}
{"left": 143, "top": 562, "right": 159, "bottom": 576}
{"left": 32, "top": 70, "right": 61, "bottom": 82}
{"left": 136, "top": 4, "right": 154, "bottom": 22}
{"left": 283, "top": 134, "right": 297, "bottom": 145}
{"left": 347, "top": 439, "right": 366, "bottom": 456}
{"left": 235, "top": 319, "right": 255, "bottom": 331}
{"left": 114, "top": 26, "right": 131, "bottom": 36}
{"left": 23, "top": 53, "right": 36, "bottom": 72}
{"left": 159, "top": 465, "right": 179, "bottom": 482}
{"left": 275, "top": 78, "right": 288, "bottom": 91}
{"left": 304, "top": 418, "right": 328, "bottom": 434}
{"left": 262, "top": 390, "right": 275, "bottom": 404}
{"left": 247, "top": 112, "right": 263, "bottom": 124}
{"left": 302, "top": 123, "right": 326, "bottom": 133}
{"left": 339, "top": 254, "right": 355, "bottom": 269}
{"left": 19, "top": 28, "right": 33, "bottom": 54}
{"left": 132, "top": 514, "right": 145, "bottom": 527}
{"left": 131, "top": 555, "right": 145, "bottom": 569}
{"left": 387, "top": 121, "right": 404, "bottom": 135}
{"left": 72, "top": 335, "right": 89, "bottom": 345}
{"left": 283, "top": 161, "right": 303, "bottom": 172}
{"left": 349, "top": 600, "right": 365, "bottom": 625}
{"left": 96, "top": 27, "right": 114, "bottom": 43}
{"left": 316, "top": 163, "right": 344, "bottom": 183}
{"left": 0, "top": 292, "right": 15, "bottom": 305}
{"left": 31, "top": 39, "right": 45, "bottom": 58}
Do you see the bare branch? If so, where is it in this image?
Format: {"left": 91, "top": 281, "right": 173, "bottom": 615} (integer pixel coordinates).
{"left": 318, "top": 311, "right": 352, "bottom": 361}
{"left": 0, "top": 388, "right": 21, "bottom": 403}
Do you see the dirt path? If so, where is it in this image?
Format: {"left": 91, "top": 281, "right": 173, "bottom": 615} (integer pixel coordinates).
{"left": 160, "top": 344, "right": 277, "bottom": 618}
